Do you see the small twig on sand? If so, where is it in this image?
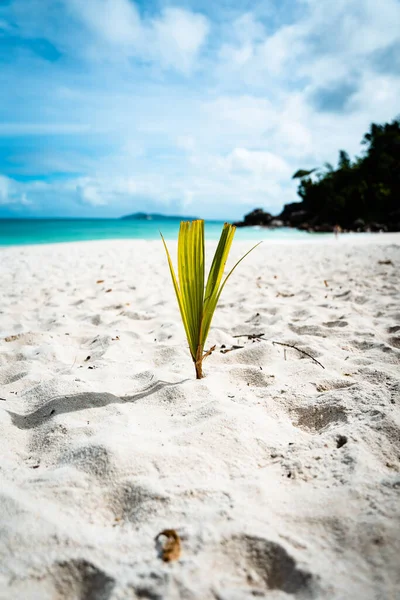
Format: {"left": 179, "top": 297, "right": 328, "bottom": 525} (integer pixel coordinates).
{"left": 220, "top": 345, "right": 244, "bottom": 354}
{"left": 233, "top": 333, "right": 265, "bottom": 340}
{"left": 203, "top": 345, "right": 216, "bottom": 360}
{"left": 378, "top": 260, "right": 393, "bottom": 265}
{"left": 272, "top": 341, "right": 325, "bottom": 369}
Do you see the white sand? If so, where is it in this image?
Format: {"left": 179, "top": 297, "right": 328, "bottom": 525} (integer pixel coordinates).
{"left": 0, "top": 234, "right": 399, "bottom": 599}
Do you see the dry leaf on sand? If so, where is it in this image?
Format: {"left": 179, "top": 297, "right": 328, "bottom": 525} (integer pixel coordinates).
{"left": 378, "top": 259, "right": 393, "bottom": 265}
{"left": 155, "top": 529, "right": 181, "bottom": 562}
{"left": 4, "top": 334, "right": 21, "bottom": 342}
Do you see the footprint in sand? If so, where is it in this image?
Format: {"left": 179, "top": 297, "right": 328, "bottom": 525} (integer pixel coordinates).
{"left": 214, "top": 534, "right": 316, "bottom": 596}
{"left": 50, "top": 559, "right": 115, "bottom": 600}
{"left": 292, "top": 403, "right": 348, "bottom": 433}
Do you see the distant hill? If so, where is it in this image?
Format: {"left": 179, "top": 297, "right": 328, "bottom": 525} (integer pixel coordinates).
{"left": 121, "top": 212, "right": 199, "bottom": 221}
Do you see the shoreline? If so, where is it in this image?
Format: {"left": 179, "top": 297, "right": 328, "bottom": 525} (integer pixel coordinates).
{"left": 1, "top": 230, "right": 400, "bottom": 251}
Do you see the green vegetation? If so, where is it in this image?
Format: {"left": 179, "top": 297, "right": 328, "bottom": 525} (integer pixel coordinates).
{"left": 161, "top": 220, "right": 260, "bottom": 379}
{"left": 292, "top": 118, "right": 400, "bottom": 230}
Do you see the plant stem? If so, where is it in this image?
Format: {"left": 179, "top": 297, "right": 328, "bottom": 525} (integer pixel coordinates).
{"left": 194, "top": 345, "right": 204, "bottom": 379}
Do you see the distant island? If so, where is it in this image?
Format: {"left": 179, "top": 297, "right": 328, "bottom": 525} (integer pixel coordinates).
{"left": 234, "top": 117, "right": 400, "bottom": 233}
{"left": 121, "top": 212, "right": 198, "bottom": 221}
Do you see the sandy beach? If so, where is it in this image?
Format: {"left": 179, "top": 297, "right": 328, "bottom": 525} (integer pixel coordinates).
{"left": 1, "top": 234, "right": 399, "bottom": 600}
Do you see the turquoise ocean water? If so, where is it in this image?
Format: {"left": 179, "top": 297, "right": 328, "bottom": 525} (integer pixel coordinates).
{"left": 0, "top": 218, "right": 313, "bottom": 246}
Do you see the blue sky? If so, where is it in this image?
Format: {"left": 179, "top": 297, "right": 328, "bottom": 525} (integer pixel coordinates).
{"left": 0, "top": 0, "right": 399, "bottom": 219}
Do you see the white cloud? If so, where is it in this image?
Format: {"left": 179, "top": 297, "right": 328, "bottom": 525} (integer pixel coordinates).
{"left": 0, "top": 175, "right": 32, "bottom": 206}
{"left": 151, "top": 8, "right": 210, "bottom": 74}
{"left": 76, "top": 180, "right": 108, "bottom": 206}
{"left": 216, "top": 0, "right": 400, "bottom": 90}
{"left": 303, "top": 0, "right": 400, "bottom": 57}
{"left": 1, "top": 0, "right": 399, "bottom": 219}
{"left": 69, "top": 0, "right": 142, "bottom": 47}
{"left": 67, "top": 0, "right": 209, "bottom": 73}
{"left": 348, "top": 73, "right": 400, "bottom": 118}
{"left": 223, "top": 148, "right": 290, "bottom": 177}
{"left": 204, "top": 96, "right": 275, "bottom": 137}
{"left": 0, "top": 176, "right": 10, "bottom": 204}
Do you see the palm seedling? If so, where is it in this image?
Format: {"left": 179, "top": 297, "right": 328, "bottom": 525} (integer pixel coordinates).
{"left": 161, "top": 220, "right": 260, "bottom": 379}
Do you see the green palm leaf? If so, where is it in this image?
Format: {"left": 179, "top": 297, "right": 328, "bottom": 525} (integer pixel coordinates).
{"left": 161, "top": 220, "right": 260, "bottom": 378}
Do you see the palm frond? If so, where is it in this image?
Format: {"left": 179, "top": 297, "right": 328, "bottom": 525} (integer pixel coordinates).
{"left": 177, "top": 220, "right": 204, "bottom": 359}
{"left": 201, "top": 235, "right": 261, "bottom": 348}
{"left": 161, "top": 220, "right": 260, "bottom": 378}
